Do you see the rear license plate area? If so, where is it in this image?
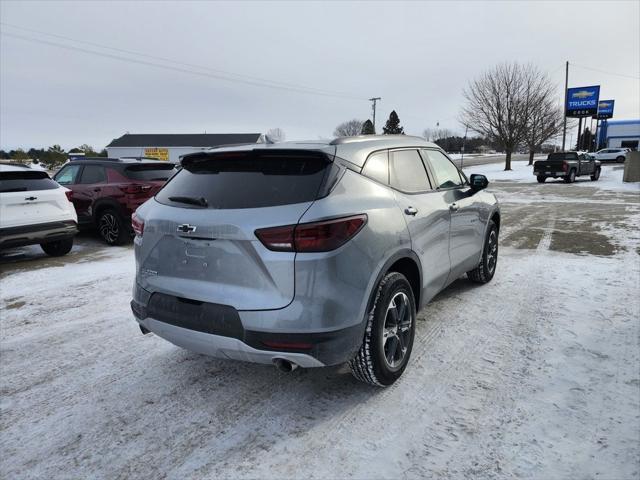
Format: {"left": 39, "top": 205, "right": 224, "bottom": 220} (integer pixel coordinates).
{"left": 147, "top": 293, "right": 243, "bottom": 338}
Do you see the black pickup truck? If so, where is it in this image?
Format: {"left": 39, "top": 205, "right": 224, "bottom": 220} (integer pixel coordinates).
{"left": 533, "top": 152, "right": 601, "bottom": 183}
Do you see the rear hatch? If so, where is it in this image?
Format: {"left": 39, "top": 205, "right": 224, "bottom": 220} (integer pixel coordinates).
{"left": 136, "top": 149, "right": 333, "bottom": 310}
{"left": 0, "top": 170, "right": 74, "bottom": 228}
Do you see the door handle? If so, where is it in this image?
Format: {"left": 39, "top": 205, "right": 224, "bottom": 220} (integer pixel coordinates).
{"left": 449, "top": 203, "right": 459, "bottom": 212}
{"left": 404, "top": 206, "right": 418, "bottom": 216}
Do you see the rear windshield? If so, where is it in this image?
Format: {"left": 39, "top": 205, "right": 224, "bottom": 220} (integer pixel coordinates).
{"left": 547, "top": 152, "right": 578, "bottom": 161}
{"left": 156, "top": 152, "right": 330, "bottom": 209}
{"left": 0, "top": 170, "right": 59, "bottom": 193}
{"left": 124, "top": 164, "right": 176, "bottom": 181}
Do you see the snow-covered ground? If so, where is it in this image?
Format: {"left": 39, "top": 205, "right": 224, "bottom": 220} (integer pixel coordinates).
{"left": 1, "top": 180, "right": 639, "bottom": 479}
{"left": 464, "top": 160, "right": 640, "bottom": 194}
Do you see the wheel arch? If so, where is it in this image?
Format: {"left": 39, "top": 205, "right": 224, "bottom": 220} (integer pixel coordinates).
{"left": 92, "top": 198, "right": 126, "bottom": 224}
{"left": 367, "top": 249, "right": 423, "bottom": 316}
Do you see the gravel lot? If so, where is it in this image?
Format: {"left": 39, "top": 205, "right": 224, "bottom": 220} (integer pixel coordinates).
{"left": 1, "top": 164, "right": 639, "bottom": 479}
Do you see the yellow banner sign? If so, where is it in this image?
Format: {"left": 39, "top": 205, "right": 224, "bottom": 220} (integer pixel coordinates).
{"left": 144, "top": 147, "right": 169, "bottom": 161}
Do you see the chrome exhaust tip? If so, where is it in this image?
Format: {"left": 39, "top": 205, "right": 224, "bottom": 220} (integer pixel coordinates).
{"left": 273, "top": 358, "right": 298, "bottom": 373}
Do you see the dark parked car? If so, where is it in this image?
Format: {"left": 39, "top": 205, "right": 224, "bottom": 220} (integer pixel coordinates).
{"left": 54, "top": 158, "right": 175, "bottom": 245}
{"left": 533, "top": 152, "right": 601, "bottom": 183}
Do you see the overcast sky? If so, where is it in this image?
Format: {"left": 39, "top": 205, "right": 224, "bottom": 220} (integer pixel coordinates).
{"left": 1, "top": 0, "right": 638, "bottom": 150}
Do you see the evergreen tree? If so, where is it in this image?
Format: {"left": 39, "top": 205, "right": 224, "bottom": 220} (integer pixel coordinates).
{"left": 382, "top": 110, "right": 404, "bottom": 135}
{"left": 361, "top": 119, "right": 375, "bottom": 135}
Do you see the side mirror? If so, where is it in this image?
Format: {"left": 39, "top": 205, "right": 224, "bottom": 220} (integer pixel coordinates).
{"left": 469, "top": 174, "right": 489, "bottom": 192}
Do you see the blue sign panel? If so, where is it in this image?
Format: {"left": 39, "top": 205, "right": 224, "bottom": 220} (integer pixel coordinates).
{"left": 566, "top": 85, "right": 600, "bottom": 117}
{"left": 596, "top": 99, "right": 614, "bottom": 119}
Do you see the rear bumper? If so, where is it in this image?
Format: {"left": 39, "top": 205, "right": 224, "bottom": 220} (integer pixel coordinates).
{"left": 131, "top": 289, "right": 364, "bottom": 367}
{"left": 137, "top": 317, "right": 325, "bottom": 368}
{"left": 0, "top": 220, "right": 78, "bottom": 249}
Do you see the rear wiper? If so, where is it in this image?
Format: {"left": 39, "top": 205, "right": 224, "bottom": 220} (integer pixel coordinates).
{"left": 168, "top": 196, "right": 208, "bottom": 207}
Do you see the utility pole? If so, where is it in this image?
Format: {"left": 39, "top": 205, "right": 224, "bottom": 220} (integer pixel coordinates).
{"left": 562, "top": 61, "right": 569, "bottom": 151}
{"left": 369, "top": 97, "right": 381, "bottom": 133}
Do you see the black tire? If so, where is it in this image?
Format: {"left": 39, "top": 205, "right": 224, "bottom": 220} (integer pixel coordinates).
{"left": 97, "top": 209, "right": 130, "bottom": 245}
{"left": 349, "top": 272, "right": 417, "bottom": 387}
{"left": 40, "top": 237, "right": 73, "bottom": 257}
{"left": 467, "top": 220, "right": 498, "bottom": 284}
{"left": 564, "top": 169, "right": 576, "bottom": 183}
{"left": 616, "top": 156, "right": 625, "bottom": 163}
{"left": 590, "top": 168, "right": 601, "bottom": 181}
{"left": 536, "top": 175, "right": 546, "bottom": 183}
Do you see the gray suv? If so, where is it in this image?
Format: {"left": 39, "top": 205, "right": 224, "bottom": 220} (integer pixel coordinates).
{"left": 131, "top": 135, "right": 500, "bottom": 386}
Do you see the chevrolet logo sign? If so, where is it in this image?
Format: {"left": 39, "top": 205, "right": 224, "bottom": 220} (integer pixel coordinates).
{"left": 599, "top": 102, "right": 611, "bottom": 108}
{"left": 177, "top": 224, "right": 197, "bottom": 233}
{"left": 572, "top": 90, "right": 595, "bottom": 99}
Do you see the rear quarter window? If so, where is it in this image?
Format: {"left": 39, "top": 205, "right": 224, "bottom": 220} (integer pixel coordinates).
{"left": 0, "top": 171, "right": 59, "bottom": 193}
{"left": 156, "top": 152, "right": 330, "bottom": 209}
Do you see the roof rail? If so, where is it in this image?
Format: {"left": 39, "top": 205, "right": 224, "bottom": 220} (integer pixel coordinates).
{"left": 330, "top": 134, "right": 426, "bottom": 145}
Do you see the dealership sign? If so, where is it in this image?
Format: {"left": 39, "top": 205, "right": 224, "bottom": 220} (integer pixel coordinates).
{"left": 566, "top": 85, "right": 600, "bottom": 117}
{"left": 596, "top": 99, "right": 615, "bottom": 119}
{"left": 144, "top": 147, "right": 169, "bottom": 161}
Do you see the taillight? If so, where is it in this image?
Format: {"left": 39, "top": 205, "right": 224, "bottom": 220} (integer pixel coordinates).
{"left": 132, "top": 213, "right": 144, "bottom": 237}
{"left": 64, "top": 190, "right": 73, "bottom": 201}
{"left": 255, "top": 214, "right": 367, "bottom": 253}
{"left": 562, "top": 161, "right": 568, "bottom": 172}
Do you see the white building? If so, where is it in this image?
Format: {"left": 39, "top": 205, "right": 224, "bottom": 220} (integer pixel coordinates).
{"left": 106, "top": 133, "right": 266, "bottom": 163}
{"left": 597, "top": 120, "right": 640, "bottom": 150}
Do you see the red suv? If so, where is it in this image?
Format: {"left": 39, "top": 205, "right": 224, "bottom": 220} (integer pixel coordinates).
{"left": 54, "top": 158, "right": 175, "bottom": 245}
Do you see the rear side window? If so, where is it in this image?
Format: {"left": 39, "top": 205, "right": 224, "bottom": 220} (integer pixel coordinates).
{"left": 389, "top": 149, "right": 431, "bottom": 192}
{"left": 79, "top": 165, "right": 106, "bottom": 184}
{"left": 362, "top": 151, "right": 389, "bottom": 185}
{"left": 124, "top": 164, "right": 176, "bottom": 181}
{"left": 0, "top": 170, "right": 59, "bottom": 193}
{"left": 156, "top": 152, "right": 330, "bottom": 209}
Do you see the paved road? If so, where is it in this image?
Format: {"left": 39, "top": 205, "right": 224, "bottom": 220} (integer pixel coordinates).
{"left": 450, "top": 153, "right": 532, "bottom": 168}
{"left": 1, "top": 176, "right": 639, "bottom": 479}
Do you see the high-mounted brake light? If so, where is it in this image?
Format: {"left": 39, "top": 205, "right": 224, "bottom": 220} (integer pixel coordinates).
{"left": 255, "top": 214, "right": 367, "bottom": 253}
{"left": 132, "top": 212, "right": 144, "bottom": 237}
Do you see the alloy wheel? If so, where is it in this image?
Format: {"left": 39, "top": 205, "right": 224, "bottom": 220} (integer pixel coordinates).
{"left": 487, "top": 229, "right": 498, "bottom": 274}
{"left": 382, "top": 292, "right": 412, "bottom": 370}
{"left": 99, "top": 213, "right": 119, "bottom": 243}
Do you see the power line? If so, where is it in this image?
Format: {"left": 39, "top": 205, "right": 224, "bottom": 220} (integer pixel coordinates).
{"left": 0, "top": 22, "right": 362, "bottom": 98}
{"left": 571, "top": 63, "right": 640, "bottom": 81}
{"left": 0, "top": 28, "right": 365, "bottom": 101}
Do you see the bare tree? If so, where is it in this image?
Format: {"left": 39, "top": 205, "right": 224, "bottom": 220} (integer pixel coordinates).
{"left": 461, "top": 62, "right": 552, "bottom": 170}
{"left": 266, "top": 128, "right": 286, "bottom": 143}
{"left": 524, "top": 104, "right": 564, "bottom": 165}
{"left": 334, "top": 119, "right": 364, "bottom": 137}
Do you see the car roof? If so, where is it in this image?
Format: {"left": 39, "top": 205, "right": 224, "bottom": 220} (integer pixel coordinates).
{"left": 0, "top": 162, "right": 34, "bottom": 172}
{"left": 193, "top": 135, "right": 441, "bottom": 168}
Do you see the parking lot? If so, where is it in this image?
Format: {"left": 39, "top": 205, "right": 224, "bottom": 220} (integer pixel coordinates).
{"left": 1, "top": 162, "right": 639, "bottom": 479}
